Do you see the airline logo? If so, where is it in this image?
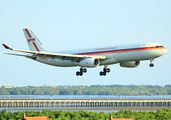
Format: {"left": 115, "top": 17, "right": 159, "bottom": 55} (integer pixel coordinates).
{"left": 28, "top": 38, "right": 35, "bottom": 43}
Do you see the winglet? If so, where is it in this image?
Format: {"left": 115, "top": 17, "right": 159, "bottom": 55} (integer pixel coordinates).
{"left": 2, "top": 44, "right": 12, "bottom": 50}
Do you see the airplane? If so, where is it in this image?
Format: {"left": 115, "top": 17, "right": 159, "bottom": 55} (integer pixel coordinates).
{"left": 2, "top": 28, "right": 167, "bottom": 76}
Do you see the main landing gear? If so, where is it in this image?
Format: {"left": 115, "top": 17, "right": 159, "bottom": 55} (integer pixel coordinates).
{"left": 100, "top": 65, "right": 110, "bottom": 76}
{"left": 76, "top": 68, "right": 87, "bottom": 76}
{"left": 149, "top": 58, "right": 154, "bottom": 67}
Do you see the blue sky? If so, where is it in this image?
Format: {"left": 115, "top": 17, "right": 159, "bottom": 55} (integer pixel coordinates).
{"left": 0, "top": 0, "right": 171, "bottom": 87}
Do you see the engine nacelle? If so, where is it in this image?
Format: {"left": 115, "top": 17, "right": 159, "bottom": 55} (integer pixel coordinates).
{"left": 120, "top": 61, "right": 140, "bottom": 68}
{"left": 79, "top": 58, "right": 100, "bottom": 68}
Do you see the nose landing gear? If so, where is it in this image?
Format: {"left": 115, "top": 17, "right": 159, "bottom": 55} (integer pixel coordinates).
{"left": 149, "top": 58, "right": 154, "bottom": 67}
{"left": 76, "top": 68, "right": 87, "bottom": 76}
{"left": 100, "top": 65, "right": 110, "bottom": 76}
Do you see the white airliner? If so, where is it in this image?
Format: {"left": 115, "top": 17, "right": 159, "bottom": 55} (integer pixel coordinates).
{"left": 3, "top": 28, "right": 167, "bottom": 76}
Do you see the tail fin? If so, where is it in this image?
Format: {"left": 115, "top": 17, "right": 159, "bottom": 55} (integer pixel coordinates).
{"left": 23, "top": 28, "right": 49, "bottom": 52}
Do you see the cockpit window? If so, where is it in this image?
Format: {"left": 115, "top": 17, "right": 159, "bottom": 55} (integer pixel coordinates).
{"left": 156, "top": 46, "right": 164, "bottom": 48}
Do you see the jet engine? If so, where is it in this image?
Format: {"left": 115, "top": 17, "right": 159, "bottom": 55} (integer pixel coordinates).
{"left": 120, "top": 61, "right": 140, "bottom": 68}
{"left": 79, "top": 58, "right": 100, "bottom": 68}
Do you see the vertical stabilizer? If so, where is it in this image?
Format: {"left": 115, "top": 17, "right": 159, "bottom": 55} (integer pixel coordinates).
{"left": 23, "top": 28, "right": 49, "bottom": 52}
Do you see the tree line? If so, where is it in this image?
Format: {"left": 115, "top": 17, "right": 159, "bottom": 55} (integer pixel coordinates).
{"left": 0, "top": 86, "right": 171, "bottom": 95}
{"left": 0, "top": 109, "right": 171, "bottom": 120}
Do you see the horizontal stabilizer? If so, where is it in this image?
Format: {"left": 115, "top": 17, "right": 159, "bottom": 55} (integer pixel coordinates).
{"left": 5, "top": 53, "right": 36, "bottom": 58}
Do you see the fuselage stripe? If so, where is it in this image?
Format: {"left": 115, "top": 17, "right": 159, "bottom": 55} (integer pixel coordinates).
{"left": 76, "top": 47, "right": 166, "bottom": 55}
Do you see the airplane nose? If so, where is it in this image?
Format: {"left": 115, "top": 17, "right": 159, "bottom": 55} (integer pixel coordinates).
{"left": 163, "top": 47, "right": 167, "bottom": 55}
{"left": 153, "top": 47, "right": 167, "bottom": 57}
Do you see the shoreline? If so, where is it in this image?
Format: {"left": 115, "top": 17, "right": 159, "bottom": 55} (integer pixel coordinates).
{"left": 1, "top": 107, "right": 171, "bottom": 111}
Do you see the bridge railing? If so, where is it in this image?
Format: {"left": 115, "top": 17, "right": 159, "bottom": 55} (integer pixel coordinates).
{"left": 0, "top": 99, "right": 171, "bottom": 108}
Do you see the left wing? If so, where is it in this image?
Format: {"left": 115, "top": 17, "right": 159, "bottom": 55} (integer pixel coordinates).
{"left": 2, "top": 44, "right": 106, "bottom": 62}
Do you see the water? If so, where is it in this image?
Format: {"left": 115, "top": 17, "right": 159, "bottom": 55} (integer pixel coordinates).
{"left": 1, "top": 108, "right": 120, "bottom": 113}
{"left": 0, "top": 108, "right": 153, "bottom": 113}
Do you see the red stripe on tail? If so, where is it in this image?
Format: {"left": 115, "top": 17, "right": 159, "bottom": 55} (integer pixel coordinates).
{"left": 25, "top": 29, "right": 32, "bottom": 38}
{"left": 32, "top": 42, "right": 39, "bottom": 51}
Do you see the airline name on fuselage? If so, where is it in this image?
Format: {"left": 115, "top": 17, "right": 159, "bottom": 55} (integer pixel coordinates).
{"left": 95, "top": 47, "right": 117, "bottom": 51}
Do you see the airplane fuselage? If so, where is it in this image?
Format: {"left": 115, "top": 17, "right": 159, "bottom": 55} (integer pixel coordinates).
{"left": 36, "top": 42, "right": 167, "bottom": 67}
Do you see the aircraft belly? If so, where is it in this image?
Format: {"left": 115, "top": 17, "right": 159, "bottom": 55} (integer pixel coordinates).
{"left": 142, "top": 49, "right": 165, "bottom": 59}
{"left": 112, "top": 51, "right": 145, "bottom": 62}
{"left": 36, "top": 58, "right": 77, "bottom": 67}
{"left": 111, "top": 49, "right": 164, "bottom": 62}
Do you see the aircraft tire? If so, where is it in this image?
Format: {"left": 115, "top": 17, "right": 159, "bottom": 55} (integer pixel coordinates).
{"left": 80, "top": 68, "right": 83, "bottom": 72}
{"left": 149, "top": 63, "right": 154, "bottom": 67}
{"left": 103, "top": 68, "right": 107, "bottom": 72}
{"left": 103, "top": 72, "right": 106, "bottom": 76}
{"left": 76, "top": 71, "right": 80, "bottom": 76}
{"left": 83, "top": 68, "right": 87, "bottom": 73}
{"left": 106, "top": 68, "right": 110, "bottom": 73}
{"left": 100, "top": 71, "right": 106, "bottom": 76}
{"left": 100, "top": 71, "right": 103, "bottom": 76}
{"left": 80, "top": 72, "right": 83, "bottom": 76}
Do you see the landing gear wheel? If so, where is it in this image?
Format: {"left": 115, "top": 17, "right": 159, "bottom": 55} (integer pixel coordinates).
{"left": 80, "top": 68, "right": 87, "bottom": 73}
{"left": 103, "top": 72, "right": 106, "bottom": 76}
{"left": 80, "top": 68, "right": 83, "bottom": 72}
{"left": 76, "top": 71, "right": 80, "bottom": 76}
{"left": 80, "top": 72, "right": 83, "bottom": 76}
{"left": 76, "top": 68, "right": 87, "bottom": 76}
{"left": 100, "top": 71, "right": 106, "bottom": 76}
{"left": 76, "top": 71, "right": 83, "bottom": 76}
{"left": 83, "top": 68, "right": 87, "bottom": 73}
{"left": 106, "top": 68, "right": 110, "bottom": 73}
{"left": 149, "top": 63, "right": 154, "bottom": 67}
{"left": 103, "top": 68, "right": 110, "bottom": 72}
{"left": 100, "top": 66, "right": 110, "bottom": 76}
{"left": 100, "top": 71, "right": 103, "bottom": 76}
